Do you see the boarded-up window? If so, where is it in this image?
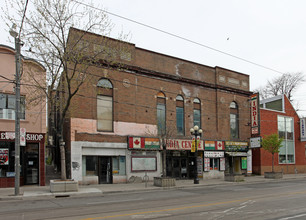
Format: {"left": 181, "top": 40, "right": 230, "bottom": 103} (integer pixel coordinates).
{"left": 97, "top": 78, "right": 113, "bottom": 131}
{"left": 97, "top": 95, "right": 113, "bottom": 131}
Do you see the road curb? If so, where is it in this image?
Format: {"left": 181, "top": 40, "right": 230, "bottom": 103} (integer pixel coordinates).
{"left": 0, "top": 175, "right": 305, "bottom": 200}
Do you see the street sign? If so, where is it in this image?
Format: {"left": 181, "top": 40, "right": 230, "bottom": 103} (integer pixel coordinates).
{"left": 301, "top": 118, "right": 306, "bottom": 142}
{"left": 20, "top": 128, "right": 26, "bottom": 146}
{"left": 250, "top": 137, "right": 261, "bottom": 148}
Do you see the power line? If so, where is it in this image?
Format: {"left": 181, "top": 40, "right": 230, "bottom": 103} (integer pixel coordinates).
{"left": 3, "top": 50, "right": 305, "bottom": 118}
{"left": 15, "top": 53, "right": 306, "bottom": 116}
{"left": 1, "top": 69, "right": 303, "bottom": 122}
{"left": 18, "top": 0, "right": 29, "bottom": 38}
{"left": 72, "top": 0, "right": 285, "bottom": 75}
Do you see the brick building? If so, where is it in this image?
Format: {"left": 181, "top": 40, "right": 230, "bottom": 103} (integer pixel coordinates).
{"left": 63, "top": 28, "right": 252, "bottom": 184}
{"left": 0, "top": 44, "right": 46, "bottom": 187}
{"left": 252, "top": 95, "right": 306, "bottom": 174}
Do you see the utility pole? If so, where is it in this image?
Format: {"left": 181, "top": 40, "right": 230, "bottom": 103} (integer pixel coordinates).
{"left": 10, "top": 25, "right": 22, "bottom": 196}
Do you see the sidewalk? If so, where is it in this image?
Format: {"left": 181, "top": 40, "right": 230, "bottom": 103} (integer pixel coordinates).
{"left": 1, "top": 174, "right": 306, "bottom": 201}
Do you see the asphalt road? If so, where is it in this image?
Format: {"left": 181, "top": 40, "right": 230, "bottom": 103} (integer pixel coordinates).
{"left": 1, "top": 179, "right": 306, "bottom": 220}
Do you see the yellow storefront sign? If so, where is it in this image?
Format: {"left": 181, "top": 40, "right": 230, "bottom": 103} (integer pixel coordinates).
{"left": 191, "top": 139, "right": 195, "bottom": 152}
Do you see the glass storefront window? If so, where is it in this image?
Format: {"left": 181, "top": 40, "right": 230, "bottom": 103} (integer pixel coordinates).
{"left": 83, "top": 156, "right": 98, "bottom": 176}
{"left": 112, "top": 156, "right": 119, "bottom": 175}
{"left": 278, "top": 116, "right": 295, "bottom": 164}
{"left": 0, "top": 142, "right": 15, "bottom": 177}
{"left": 210, "top": 158, "right": 219, "bottom": 170}
{"left": 112, "top": 156, "right": 126, "bottom": 175}
{"left": 119, "top": 156, "right": 126, "bottom": 175}
{"left": 82, "top": 156, "right": 126, "bottom": 177}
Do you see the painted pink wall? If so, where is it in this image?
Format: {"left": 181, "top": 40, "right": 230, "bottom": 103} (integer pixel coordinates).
{"left": 70, "top": 117, "right": 157, "bottom": 141}
{"left": 0, "top": 46, "right": 46, "bottom": 134}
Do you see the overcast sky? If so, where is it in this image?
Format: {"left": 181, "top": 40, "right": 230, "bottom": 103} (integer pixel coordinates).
{"left": 1, "top": 0, "right": 306, "bottom": 116}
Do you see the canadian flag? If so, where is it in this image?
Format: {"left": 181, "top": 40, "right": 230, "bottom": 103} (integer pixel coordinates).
{"left": 129, "top": 137, "right": 145, "bottom": 149}
{"left": 216, "top": 141, "right": 224, "bottom": 150}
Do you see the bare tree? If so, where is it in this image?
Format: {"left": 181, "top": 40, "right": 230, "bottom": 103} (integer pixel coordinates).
{"left": 145, "top": 119, "right": 177, "bottom": 177}
{"left": 255, "top": 72, "right": 305, "bottom": 102}
{"left": 3, "top": 0, "right": 129, "bottom": 180}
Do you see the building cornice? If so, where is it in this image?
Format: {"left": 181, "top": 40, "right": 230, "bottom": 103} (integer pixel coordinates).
{"left": 92, "top": 59, "right": 252, "bottom": 97}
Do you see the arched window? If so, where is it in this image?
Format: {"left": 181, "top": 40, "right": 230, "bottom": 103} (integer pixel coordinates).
{"left": 157, "top": 92, "right": 166, "bottom": 135}
{"left": 193, "top": 98, "right": 201, "bottom": 128}
{"left": 97, "top": 78, "right": 113, "bottom": 131}
{"left": 176, "top": 95, "right": 184, "bottom": 135}
{"left": 230, "top": 101, "right": 239, "bottom": 139}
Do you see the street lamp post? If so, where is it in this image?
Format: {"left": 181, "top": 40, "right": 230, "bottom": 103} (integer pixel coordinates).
{"left": 190, "top": 125, "right": 202, "bottom": 184}
{"left": 10, "top": 24, "right": 22, "bottom": 196}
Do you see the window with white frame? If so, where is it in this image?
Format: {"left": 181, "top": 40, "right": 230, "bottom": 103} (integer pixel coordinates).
{"left": 278, "top": 116, "right": 295, "bottom": 164}
{"left": 0, "top": 93, "right": 25, "bottom": 120}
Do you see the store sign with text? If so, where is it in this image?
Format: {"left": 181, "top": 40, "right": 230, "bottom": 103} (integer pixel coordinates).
{"left": 225, "top": 141, "right": 248, "bottom": 152}
{"left": 204, "top": 151, "right": 224, "bottom": 158}
{"left": 251, "top": 93, "right": 260, "bottom": 135}
{"left": 166, "top": 139, "right": 204, "bottom": 151}
{"left": 250, "top": 137, "right": 261, "bottom": 148}
{"left": 301, "top": 118, "right": 306, "bottom": 142}
{"left": 0, "top": 132, "right": 44, "bottom": 142}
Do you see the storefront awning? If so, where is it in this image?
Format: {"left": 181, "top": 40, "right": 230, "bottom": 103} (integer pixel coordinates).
{"left": 226, "top": 152, "right": 248, "bottom": 157}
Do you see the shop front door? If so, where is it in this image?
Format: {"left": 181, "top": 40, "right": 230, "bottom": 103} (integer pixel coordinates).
{"left": 99, "top": 157, "right": 112, "bottom": 184}
{"left": 24, "top": 144, "right": 39, "bottom": 185}
{"left": 173, "top": 158, "right": 180, "bottom": 178}
{"left": 167, "top": 157, "right": 188, "bottom": 179}
{"left": 188, "top": 157, "right": 197, "bottom": 179}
